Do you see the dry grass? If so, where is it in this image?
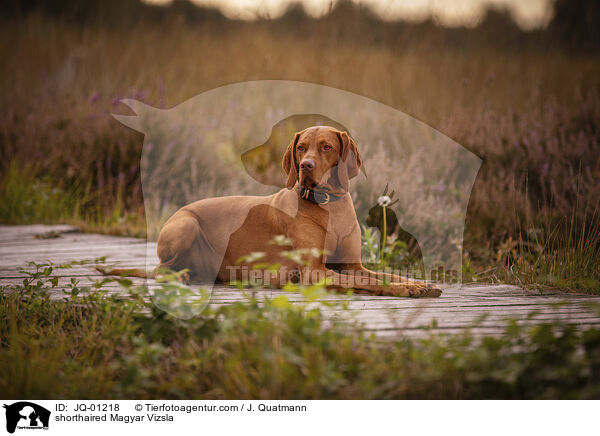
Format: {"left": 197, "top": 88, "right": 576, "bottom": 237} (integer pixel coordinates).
{"left": 1, "top": 12, "right": 599, "bottom": 290}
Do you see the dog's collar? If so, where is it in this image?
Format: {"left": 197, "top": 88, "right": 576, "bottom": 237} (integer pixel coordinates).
{"left": 298, "top": 186, "right": 343, "bottom": 205}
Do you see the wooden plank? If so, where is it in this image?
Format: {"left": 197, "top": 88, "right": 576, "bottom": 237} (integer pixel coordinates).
{"left": 1, "top": 276, "right": 598, "bottom": 307}
{"left": 0, "top": 234, "right": 145, "bottom": 246}
{"left": 2, "top": 276, "right": 598, "bottom": 311}
{"left": 2, "top": 224, "right": 600, "bottom": 339}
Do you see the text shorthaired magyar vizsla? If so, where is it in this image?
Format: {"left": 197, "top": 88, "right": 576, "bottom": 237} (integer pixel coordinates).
{"left": 156, "top": 126, "right": 441, "bottom": 297}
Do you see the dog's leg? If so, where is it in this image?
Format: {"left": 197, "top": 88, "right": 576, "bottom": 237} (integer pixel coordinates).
{"left": 284, "top": 247, "right": 438, "bottom": 297}
{"left": 246, "top": 249, "right": 425, "bottom": 297}
{"left": 332, "top": 263, "right": 442, "bottom": 297}
{"left": 327, "top": 226, "right": 442, "bottom": 297}
{"left": 296, "top": 265, "right": 437, "bottom": 297}
{"left": 157, "top": 211, "right": 221, "bottom": 284}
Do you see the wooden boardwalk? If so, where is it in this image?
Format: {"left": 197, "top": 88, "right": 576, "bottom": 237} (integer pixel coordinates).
{"left": 2, "top": 224, "right": 600, "bottom": 339}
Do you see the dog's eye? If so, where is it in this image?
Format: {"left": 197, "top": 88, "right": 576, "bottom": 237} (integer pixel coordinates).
{"left": 297, "top": 145, "right": 305, "bottom": 152}
{"left": 323, "top": 144, "right": 332, "bottom": 151}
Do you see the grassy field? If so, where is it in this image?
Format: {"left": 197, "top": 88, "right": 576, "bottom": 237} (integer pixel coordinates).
{"left": 2, "top": 261, "right": 600, "bottom": 399}
{"left": 0, "top": 6, "right": 599, "bottom": 294}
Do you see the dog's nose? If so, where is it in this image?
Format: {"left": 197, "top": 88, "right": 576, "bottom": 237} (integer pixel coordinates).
{"left": 300, "top": 159, "right": 315, "bottom": 171}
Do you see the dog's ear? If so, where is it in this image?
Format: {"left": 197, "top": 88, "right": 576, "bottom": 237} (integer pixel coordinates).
{"left": 332, "top": 130, "right": 362, "bottom": 191}
{"left": 282, "top": 131, "right": 301, "bottom": 189}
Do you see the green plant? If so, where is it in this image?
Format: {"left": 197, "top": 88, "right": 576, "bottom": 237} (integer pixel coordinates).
{"left": 2, "top": 259, "right": 600, "bottom": 399}
{"left": 361, "top": 223, "right": 425, "bottom": 281}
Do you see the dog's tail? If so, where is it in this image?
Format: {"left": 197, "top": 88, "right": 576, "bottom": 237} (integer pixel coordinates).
{"left": 95, "top": 266, "right": 155, "bottom": 279}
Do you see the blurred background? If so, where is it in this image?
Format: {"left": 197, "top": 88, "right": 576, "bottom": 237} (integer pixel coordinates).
{"left": 0, "top": 0, "right": 598, "bottom": 290}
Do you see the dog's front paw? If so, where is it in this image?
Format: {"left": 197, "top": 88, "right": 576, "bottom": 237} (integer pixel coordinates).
{"left": 408, "top": 283, "right": 442, "bottom": 298}
{"left": 178, "top": 270, "right": 191, "bottom": 285}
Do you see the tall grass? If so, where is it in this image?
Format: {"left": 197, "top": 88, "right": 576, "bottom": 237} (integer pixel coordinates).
{"left": 0, "top": 159, "right": 146, "bottom": 236}
{"left": 1, "top": 12, "right": 599, "bottom": 290}
{"left": 0, "top": 161, "right": 79, "bottom": 224}
{"left": 488, "top": 198, "right": 600, "bottom": 293}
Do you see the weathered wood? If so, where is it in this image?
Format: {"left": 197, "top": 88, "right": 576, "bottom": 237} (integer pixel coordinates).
{"left": 1, "top": 224, "right": 600, "bottom": 339}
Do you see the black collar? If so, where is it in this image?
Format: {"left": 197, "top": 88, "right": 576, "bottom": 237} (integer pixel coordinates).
{"left": 298, "top": 186, "right": 343, "bottom": 205}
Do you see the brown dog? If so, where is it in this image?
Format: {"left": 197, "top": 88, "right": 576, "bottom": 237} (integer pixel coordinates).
{"left": 156, "top": 126, "right": 441, "bottom": 297}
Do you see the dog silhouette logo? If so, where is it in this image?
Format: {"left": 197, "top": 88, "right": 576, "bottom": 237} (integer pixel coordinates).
{"left": 3, "top": 402, "right": 50, "bottom": 433}
{"left": 113, "top": 81, "right": 481, "bottom": 287}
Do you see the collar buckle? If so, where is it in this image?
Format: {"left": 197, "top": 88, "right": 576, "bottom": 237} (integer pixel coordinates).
{"left": 299, "top": 186, "right": 336, "bottom": 205}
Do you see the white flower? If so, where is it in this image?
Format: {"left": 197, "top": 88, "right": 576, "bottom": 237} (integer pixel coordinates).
{"left": 378, "top": 195, "right": 392, "bottom": 207}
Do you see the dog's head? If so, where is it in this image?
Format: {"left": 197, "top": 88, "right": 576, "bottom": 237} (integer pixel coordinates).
{"left": 282, "top": 126, "right": 362, "bottom": 194}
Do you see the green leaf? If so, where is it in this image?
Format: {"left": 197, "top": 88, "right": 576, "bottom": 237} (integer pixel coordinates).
{"left": 271, "top": 295, "right": 291, "bottom": 308}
